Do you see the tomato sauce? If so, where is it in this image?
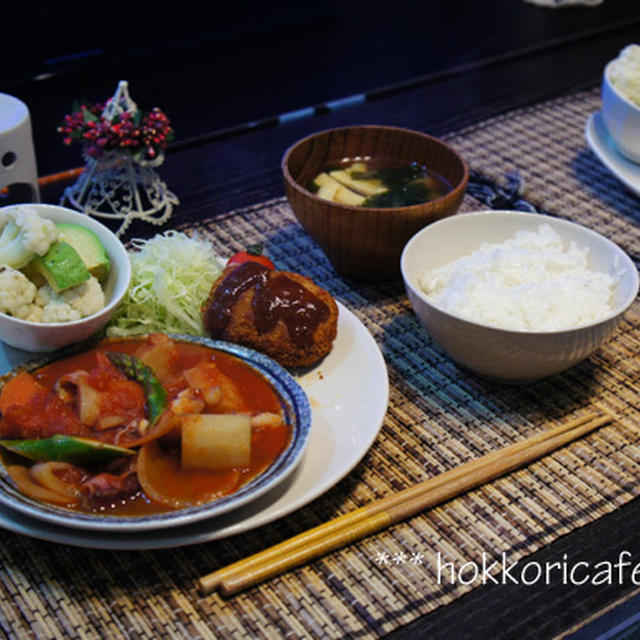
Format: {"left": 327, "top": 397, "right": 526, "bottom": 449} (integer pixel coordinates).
{"left": 0, "top": 335, "right": 293, "bottom": 516}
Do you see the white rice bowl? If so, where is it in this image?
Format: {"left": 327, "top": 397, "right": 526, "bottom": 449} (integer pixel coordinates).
{"left": 401, "top": 211, "right": 639, "bottom": 382}
{"left": 608, "top": 44, "right": 640, "bottom": 107}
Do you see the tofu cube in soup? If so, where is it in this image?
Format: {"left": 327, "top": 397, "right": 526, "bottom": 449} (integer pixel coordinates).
{"left": 181, "top": 413, "right": 251, "bottom": 470}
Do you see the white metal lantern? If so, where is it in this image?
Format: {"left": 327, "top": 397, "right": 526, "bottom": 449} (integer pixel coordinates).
{"left": 60, "top": 81, "right": 178, "bottom": 236}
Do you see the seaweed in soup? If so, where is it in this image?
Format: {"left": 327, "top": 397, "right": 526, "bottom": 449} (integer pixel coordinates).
{"left": 310, "top": 159, "right": 450, "bottom": 207}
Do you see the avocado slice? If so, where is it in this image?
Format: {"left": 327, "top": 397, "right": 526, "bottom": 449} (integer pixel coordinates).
{"left": 34, "top": 241, "right": 91, "bottom": 292}
{"left": 56, "top": 223, "right": 111, "bottom": 282}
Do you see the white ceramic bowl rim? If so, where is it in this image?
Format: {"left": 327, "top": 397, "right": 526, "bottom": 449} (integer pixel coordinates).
{"left": 0, "top": 204, "right": 130, "bottom": 328}
{"left": 401, "top": 210, "right": 640, "bottom": 335}
{"left": 603, "top": 59, "right": 640, "bottom": 113}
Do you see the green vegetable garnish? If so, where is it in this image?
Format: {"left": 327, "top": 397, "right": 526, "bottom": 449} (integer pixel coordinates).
{"left": 363, "top": 181, "right": 437, "bottom": 207}
{"left": 0, "top": 435, "right": 135, "bottom": 465}
{"left": 106, "top": 230, "right": 224, "bottom": 337}
{"left": 107, "top": 352, "right": 167, "bottom": 424}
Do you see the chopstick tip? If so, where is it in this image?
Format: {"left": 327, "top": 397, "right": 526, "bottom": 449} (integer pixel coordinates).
{"left": 196, "top": 574, "right": 220, "bottom": 596}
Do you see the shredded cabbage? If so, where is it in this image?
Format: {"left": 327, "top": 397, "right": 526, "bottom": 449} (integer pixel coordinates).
{"left": 106, "top": 230, "right": 224, "bottom": 337}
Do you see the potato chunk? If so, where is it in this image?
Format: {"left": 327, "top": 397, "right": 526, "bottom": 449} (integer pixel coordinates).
{"left": 181, "top": 413, "right": 251, "bottom": 471}
{"left": 136, "top": 334, "right": 180, "bottom": 385}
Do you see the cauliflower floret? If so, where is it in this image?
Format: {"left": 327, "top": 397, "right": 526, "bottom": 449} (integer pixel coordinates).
{"left": 35, "top": 276, "right": 105, "bottom": 323}
{"left": 0, "top": 206, "right": 59, "bottom": 269}
{"left": 0, "top": 265, "right": 37, "bottom": 316}
{"left": 0, "top": 250, "right": 106, "bottom": 324}
{"left": 41, "top": 300, "right": 81, "bottom": 323}
{"left": 35, "top": 286, "right": 79, "bottom": 323}
{"left": 14, "top": 304, "right": 44, "bottom": 323}
{"left": 61, "top": 276, "right": 105, "bottom": 317}
{"left": 34, "top": 285, "right": 54, "bottom": 306}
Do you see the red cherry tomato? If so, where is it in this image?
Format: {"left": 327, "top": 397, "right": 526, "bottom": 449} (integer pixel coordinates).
{"left": 228, "top": 244, "right": 275, "bottom": 270}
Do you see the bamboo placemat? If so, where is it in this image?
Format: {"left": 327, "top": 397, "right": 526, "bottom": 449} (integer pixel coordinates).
{"left": 1, "top": 86, "right": 639, "bottom": 639}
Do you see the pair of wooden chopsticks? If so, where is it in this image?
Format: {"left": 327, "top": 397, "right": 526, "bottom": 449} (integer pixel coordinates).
{"left": 197, "top": 410, "right": 613, "bottom": 596}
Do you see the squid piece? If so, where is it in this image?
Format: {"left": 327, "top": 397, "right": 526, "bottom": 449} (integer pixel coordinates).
{"left": 55, "top": 360, "right": 148, "bottom": 437}
{"left": 170, "top": 387, "right": 205, "bottom": 415}
{"left": 57, "top": 370, "right": 101, "bottom": 426}
{"left": 29, "top": 461, "right": 83, "bottom": 498}
{"left": 6, "top": 464, "right": 79, "bottom": 506}
{"left": 183, "top": 362, "right": 247, "bottom": 412}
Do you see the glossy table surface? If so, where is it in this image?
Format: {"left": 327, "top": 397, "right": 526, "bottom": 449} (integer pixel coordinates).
{"left": 3, "top": 2, "right": 640, "bottom": 638}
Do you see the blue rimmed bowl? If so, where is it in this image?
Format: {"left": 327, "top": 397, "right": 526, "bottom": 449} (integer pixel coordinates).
{"left": 0, "top": 334, "right": 312, "bottom": 532}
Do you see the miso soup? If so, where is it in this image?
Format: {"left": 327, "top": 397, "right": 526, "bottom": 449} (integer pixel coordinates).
{"left": 309, "top": 158, "right": 451, "bottom": 208}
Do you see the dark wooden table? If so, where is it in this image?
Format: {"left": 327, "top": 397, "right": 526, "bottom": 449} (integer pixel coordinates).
{"left": 4, "top": 2, "right": 640, "bottom": 638}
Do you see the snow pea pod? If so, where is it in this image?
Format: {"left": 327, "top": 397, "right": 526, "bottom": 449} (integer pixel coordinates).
{"left": 106, "top": 352, "right": 167, "bottom": 424}
{"left": 0, "top": 435, "right": 135, "bottom": 464}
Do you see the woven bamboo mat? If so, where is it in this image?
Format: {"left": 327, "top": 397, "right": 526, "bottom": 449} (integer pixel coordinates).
{"left": 1, "top": 86, "right": 640, "bottom": 640}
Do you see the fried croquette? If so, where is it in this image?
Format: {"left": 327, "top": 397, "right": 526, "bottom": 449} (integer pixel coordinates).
{"left": 202, "top": 261, "right": 338, "bottom": 368}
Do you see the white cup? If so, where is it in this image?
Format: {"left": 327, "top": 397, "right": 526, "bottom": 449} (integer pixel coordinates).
{"left": 0, "top": 93, "right": 40, "bottom": 202}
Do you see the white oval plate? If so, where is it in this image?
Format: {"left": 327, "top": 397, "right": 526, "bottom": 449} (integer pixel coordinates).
{"left": 0, "top": 302, "right": 389, "bottom": 548}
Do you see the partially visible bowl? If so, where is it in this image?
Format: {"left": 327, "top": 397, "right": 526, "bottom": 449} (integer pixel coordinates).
{"left": 0, "top": 334, "right": 312, "bottom": 532}
{"left": 282, "top": 125, "right": 468, "bottom": 281}
{"left": 602, "top": 50, "right": 640, "bottom": 163}
{"left": 0, "top": 204, "right": 131, "bottom": 352}
{"left": 401, "top": 210, "right": 639, "bottom": 383}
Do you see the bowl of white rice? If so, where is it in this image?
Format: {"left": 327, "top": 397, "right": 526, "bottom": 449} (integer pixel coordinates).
{"left": 602, "top": 44, "right": 640, "bottom": 163}
{"left": 400, "top": 210, "right": 639, "bottom": 382}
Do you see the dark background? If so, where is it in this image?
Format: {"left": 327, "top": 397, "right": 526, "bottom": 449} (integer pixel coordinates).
{"left": 2, "top": 0, "right": 639, "bottom": 177}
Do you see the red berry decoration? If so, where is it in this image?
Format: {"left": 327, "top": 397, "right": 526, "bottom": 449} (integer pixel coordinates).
{"left": 58, "top": 98, "right": 174, "bottom": 161}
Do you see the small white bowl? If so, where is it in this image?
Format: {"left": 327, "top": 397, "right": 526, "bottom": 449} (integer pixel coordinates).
{"left": 0, "top": 204, "right": 131, "bottom": 352}
{"left": 601, "top": 58, "right": 640, "bottom": 163}
{"left": 401, "top": 211, "right": 639, "bottom": 383}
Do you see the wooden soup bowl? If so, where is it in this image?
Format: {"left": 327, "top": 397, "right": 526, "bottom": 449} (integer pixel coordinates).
{"left": 282, "top": 125, "right": 469, "bottom": 281}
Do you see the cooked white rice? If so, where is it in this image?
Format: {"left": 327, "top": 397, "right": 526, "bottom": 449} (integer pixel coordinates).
{"left": 609, "top": 44, "right": 640, "bottom": 107}
{"left": 418, "top": 223, "right": 618, "bottom": 331}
